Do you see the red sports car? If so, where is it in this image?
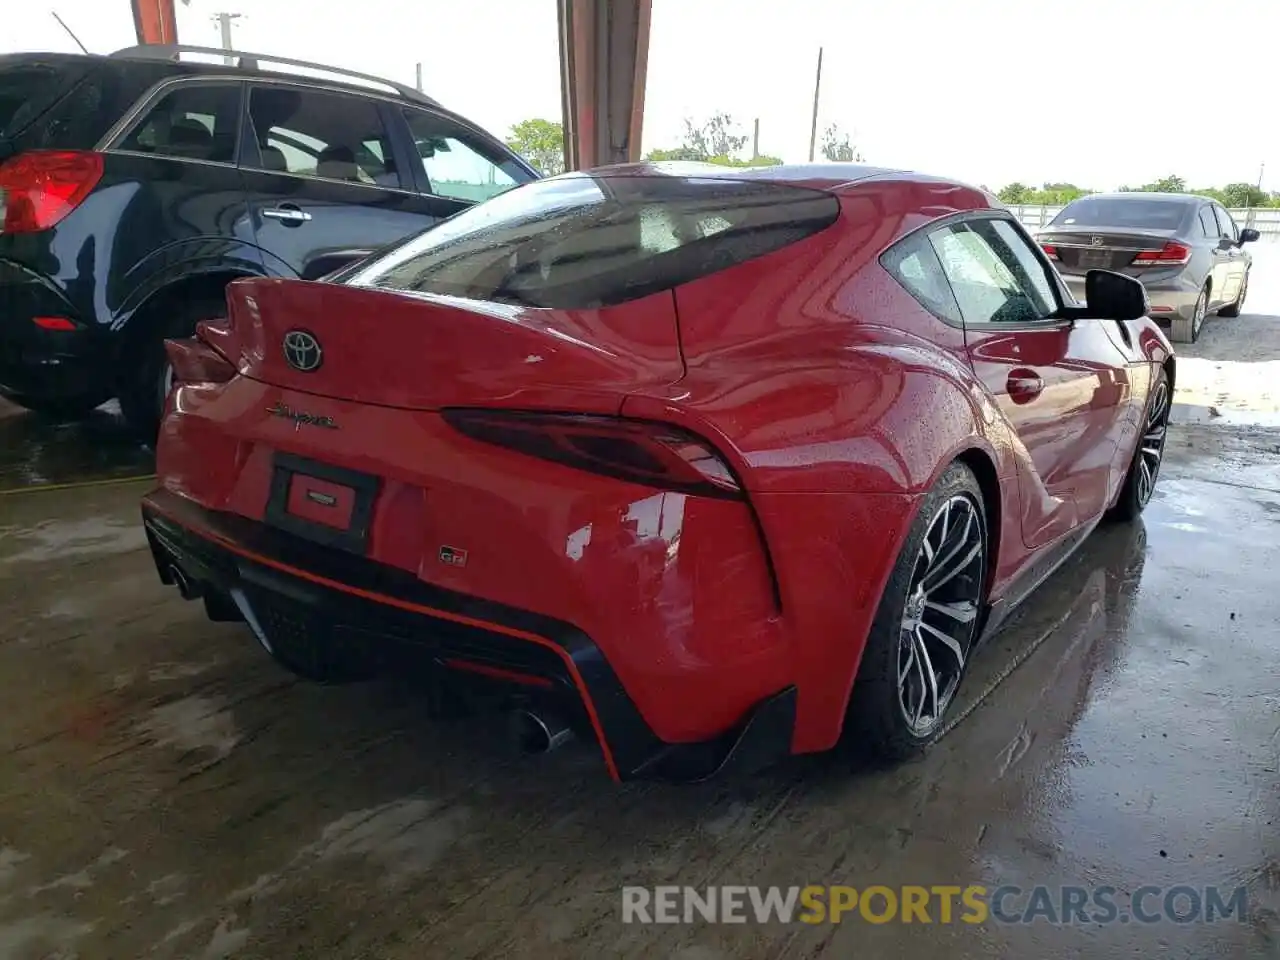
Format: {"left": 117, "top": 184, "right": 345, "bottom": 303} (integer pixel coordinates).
{"left": 141, "top": 163, "right": 1174, "bottom": 781}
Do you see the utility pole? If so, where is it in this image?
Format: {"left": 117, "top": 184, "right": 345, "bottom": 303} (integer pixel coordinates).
{"left": 212, "top": 12, "right": 242, "bottom": 65}
{"left": 752, "top": 118, "right": 760, "bottom": 160}
{"left": 807, "top": 47, "right": 823, "bottom": 162}
{"left": 416, "top": 62, "right": 424, "bottom": 92}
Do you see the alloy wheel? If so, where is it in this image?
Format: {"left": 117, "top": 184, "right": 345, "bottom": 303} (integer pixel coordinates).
{"left": 1136, "top": 379, "right": 1169, "bottom": 507}
{"left": 1192, "top": 290, "right": 1207, "bottom": 338}
{"left": 897, "top": 494, "right": 985, "bottom": 736}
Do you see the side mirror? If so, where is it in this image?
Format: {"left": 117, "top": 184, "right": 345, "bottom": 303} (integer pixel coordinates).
{"left": 1084, "top": 269, "right": 1148, "bottom": 321}
{"left": 1240, "top": 227, "right": 1260, "bottom": 244}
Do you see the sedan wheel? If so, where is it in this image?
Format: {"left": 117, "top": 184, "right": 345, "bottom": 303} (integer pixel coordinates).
{"left": 1219, "top": 271, "right": 1248, "bottom": 318}
{"left": 846, "top": 462, "right": 988, "bottom": 760}
{"left": 898, "top": 493, "right": 985, "bottom": 737}
{"left": 1170, "top": 288, "right": 1207, "bottom": 344}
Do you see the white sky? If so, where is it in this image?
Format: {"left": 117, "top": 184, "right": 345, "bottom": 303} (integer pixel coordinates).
{"left": 8, "top": 0, "right": 1276, "bottom": 191}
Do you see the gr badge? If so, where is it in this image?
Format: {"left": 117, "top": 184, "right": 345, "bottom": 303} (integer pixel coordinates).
{"left": 439, "top": 546, "right": 468, "bottom": 568}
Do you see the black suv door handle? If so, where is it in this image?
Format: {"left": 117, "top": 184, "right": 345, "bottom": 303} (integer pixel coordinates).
{"left": 262, "top": 204, "right": 312, "bottom": 225}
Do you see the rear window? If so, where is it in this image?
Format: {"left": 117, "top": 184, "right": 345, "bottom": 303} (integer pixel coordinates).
{"left": 1051, "top": 197, "right": 1189, "bottom": 231}
{"left": 346, "top": 173, "right": 840, "bottom": 309}
{"left": 0, "top": 61, "right": 86, "bottom": 139}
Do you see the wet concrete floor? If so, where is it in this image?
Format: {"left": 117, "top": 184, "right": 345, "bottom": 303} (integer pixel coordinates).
{"left": 3, "top": 293, "right": 1280, "bottom": 956}
{"left": 0, "top": 424, "right": 1277, "bottom": 958}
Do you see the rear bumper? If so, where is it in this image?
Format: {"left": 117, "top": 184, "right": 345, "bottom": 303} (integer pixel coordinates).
{"left": 140, "top": 488, "right": 797, "bottom": 782}
{"left": 1062, "top": 269, "right": 1200, "bottom": 323}
{"left": 0, "top": 259, "right": 111, "bottom": 401}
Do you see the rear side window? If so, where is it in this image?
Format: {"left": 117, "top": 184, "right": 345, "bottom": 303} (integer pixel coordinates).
{"left": 0, "top": 61, "right": 87, "bottom": 138}
{"left": 402, "top": 108, "right": 529, "bottom": 203}
{"left": 246, "top": 87, "right": 403, "bottom": 189}
{"left": 1198, "top": 208, "right": 1217, "bottom": 237}
{"left": 1214, "top": 206, "right": 1237, "bottom": 241}
{"left": 880, "top": 231, "right": 962, "bottom": 325}
{"left": 347, "top": 174, "right": 840, "bottom": 308}
{"left": 118, "top": 83, "right": 241, "bottom": 164}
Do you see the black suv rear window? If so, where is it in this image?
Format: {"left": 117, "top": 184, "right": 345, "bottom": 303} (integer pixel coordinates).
{"left": 347, "top": 173, "right": 840, "bottom": 308}
{"left": 0, "top": 61, "right": 86, "bottom": 139}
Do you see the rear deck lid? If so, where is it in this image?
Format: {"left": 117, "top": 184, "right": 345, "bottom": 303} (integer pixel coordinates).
{"left": 225, "top": 278, "right": 686, "bottom": 411}
{"left": 226, "top": 171, "right": 839, "bottom": 410}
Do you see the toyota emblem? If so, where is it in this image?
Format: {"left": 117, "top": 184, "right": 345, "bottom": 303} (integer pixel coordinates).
{"left": 283, "top": 329, "right": 323, "bottom": 372}
{"left": 1090, "top": 236, "right": 1104, "bottom": 247}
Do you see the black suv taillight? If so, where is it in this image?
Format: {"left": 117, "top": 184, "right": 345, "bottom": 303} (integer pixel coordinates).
{"left": 0, "top": 150, "right": 104, "bottom": 233}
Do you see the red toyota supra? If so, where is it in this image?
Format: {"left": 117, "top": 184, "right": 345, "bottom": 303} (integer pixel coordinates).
{"left": 142, "top": 163, "right": 1173, "bottom": 781}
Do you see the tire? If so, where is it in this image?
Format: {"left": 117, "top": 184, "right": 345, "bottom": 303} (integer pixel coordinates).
{"left": 1218, "top": 270, "right": 1248, "bottom": 318}
{"left": 1170, "top": 285, "right": 1208, "bottom": 344}
{"left": 118, "top": 296, "right": 227, "bottom": 438}
{"left": 1106, "top": 369, "right": 1170, "bottom": 522}
{"left": 3, "top": 392, "right": 109, "bottom": 420}
{"left": 845, "top": 462, "right": 988, "bottom": 761}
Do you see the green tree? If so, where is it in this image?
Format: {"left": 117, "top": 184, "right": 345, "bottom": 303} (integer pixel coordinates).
{"left": 997, "top": 182, "right": 1032, "bottom": 204}
{"left": 681, "top": 114, "right": 747, "bottom": 158}
{"left": 1219, "top": 182, "right": 1269, "bottom": 207}
{"left": 1140, "top": 175, "right": 1187, "bottom": 194}
{"left": 505, "top": 118, "right": 565, "bottom": 176}
{"left": 819, "top": 124, "right": 863, "bottom": 162}
{"left": 1038, "top": 182, "right": 1089, "bottom": 204}
{"left": 645, "top": 113, "right": 780, "bottom": 166}
{"left": 644, "top": 145, "right": 706, "bottom": 162}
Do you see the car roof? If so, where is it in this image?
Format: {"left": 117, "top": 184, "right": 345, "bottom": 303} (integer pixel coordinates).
{"left": 3, "top": 50, "right": 441, "bottom": 110}
{"left": 1076, "top": 192, "right": 1204, "bottom": 204}
{"left": 589, "top": 160, "right": 986, "bottom": 195}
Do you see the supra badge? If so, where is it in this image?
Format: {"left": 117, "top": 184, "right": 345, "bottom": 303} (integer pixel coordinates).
{"left": 267, "top": 400, "right": 337, "bottom": 430}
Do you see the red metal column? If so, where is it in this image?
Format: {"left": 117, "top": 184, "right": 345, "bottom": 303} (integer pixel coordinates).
{"left": 557, "top": 0, "right": 652, "bottom": 171}
{"left": 131, "top": 0, "right": 178, "bottom": 45}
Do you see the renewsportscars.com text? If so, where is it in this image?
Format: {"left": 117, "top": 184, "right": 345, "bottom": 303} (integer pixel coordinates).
{"left": 621, "top": 885, "right": 1249, "bottom": 925}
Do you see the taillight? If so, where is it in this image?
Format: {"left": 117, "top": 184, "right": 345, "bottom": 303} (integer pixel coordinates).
{"left": 165, "top": 321, "right": 236, "bottom": 386}
{"left": 1131, "top": 242, "right": 1191, "bottom": 266}
{"left": 32, "top": 316, "right": 77, "bottom": 331}
{"left": 442, "top": 409, "right": 743, "bottom": 499}
{"left": 1040, "top": 243, "right": 1059, "bottom": 259}
{"left": 0, "top": 151, "right": 104, "bottom": 233}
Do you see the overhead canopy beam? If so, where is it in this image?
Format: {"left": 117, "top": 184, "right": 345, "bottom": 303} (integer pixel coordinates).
{"left": 557, "top": 0, "right": 652, "bottom": 171}
{"left": 131, "top": 0, "right": 178, "bottom": 45}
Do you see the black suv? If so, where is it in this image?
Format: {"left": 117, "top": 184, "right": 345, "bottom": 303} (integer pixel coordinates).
{"left": 0, "top": 44, "right": 538, "bottom": 432}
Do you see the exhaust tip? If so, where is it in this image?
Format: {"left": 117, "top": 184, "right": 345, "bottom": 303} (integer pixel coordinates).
{"left": 511, "top": 708, "right": 574, "bottom": 755}
{"left": 168, "top": 564, "right": 199, "bottom": 601}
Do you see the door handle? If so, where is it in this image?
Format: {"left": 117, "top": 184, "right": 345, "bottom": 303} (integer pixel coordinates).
{"left": 1007, "top": 369, "right": 1044, "bottom": 404}
{"left": 262, "top": 205, "right": 312, "bottom": 224}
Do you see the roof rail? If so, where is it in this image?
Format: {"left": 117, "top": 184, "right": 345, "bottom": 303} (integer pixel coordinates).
{"left": 108, "top": 44, "right": 440, "bottom": 107}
